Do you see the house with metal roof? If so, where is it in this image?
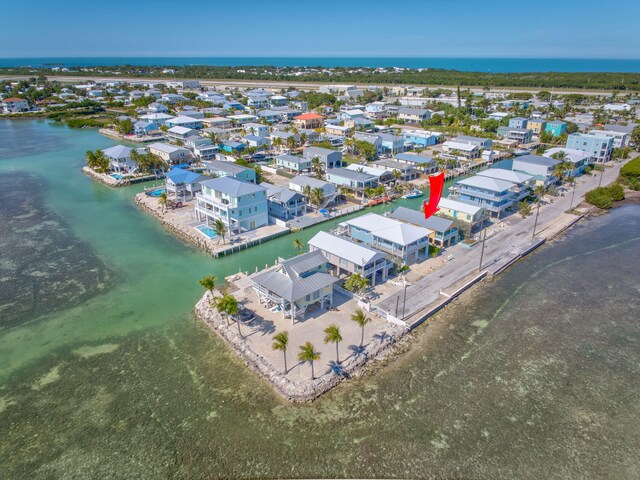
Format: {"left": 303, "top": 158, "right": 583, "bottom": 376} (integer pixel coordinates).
{"left": 398, "top": 107, "right": 432, "bottom": 124}
{"left": 303, "top": 146, "right": 342, "bottom": 170}
{"left": 497, "top": 127, "right": 533, "bottom": 144}
{"left": 345, "top": 163, "right": 393, "bottom": 184}
{"left": 195, "top": 177, "right": 268, "bottom": 234}
{"left": 512, "top": 155, "right": 562, "bottom": 186}
{"left": 393, "top": 153, "right": 437, "bottom": 174}
{"left": 449, "top": 175, "right": 519, "bottom": 218}
{"left": 289, "top": 176, "right": 336, "bottom": 196}
{"left": 251, "top": 250, "right": 339, "bottom": 322}
{"left": 203, "top": 160, "right": 256, "bottom": 183}
{"left": 437, "top": 198, "right": 487, "bottom": 233}
{"left": 326, "top": 168, "right": 377, "bottom": 192}
{"left": 373, "top": 159, "right": 420, "bottom": 181}
{"left": 476, "top": 168, "right": 533, "bottom": 201}
{"left": 165, "top": 115, "right": 203, "bottom": 130}
{"left": 453, "top": 135, "right": 493, "bottom": 150}
{"left": 389, "top": 207, "right": 459, "bottom": 248}
{"left": 148, "top": 142, "right": 191, "bottom": 165}
{"left": 341, "top": 213, "right": 432, "bottom": 265}
{"left": 101, "top": 145, "right": 140, "bottom": 174}
{"left": 167, "top": 126, "right": 197, "bottom": 143}
{"left": 165, "top": 168, "right": 208, "bottom": 201}
{"left": 543, "top": 148, "right": 590, "bottom": 177}
{"left": 260, "top": 183, "right": 306, "bottom": 220}
{"left": 275, "top": 154, "right": 311, "bottom": 173}
{"left": 309, "top": 231, "right": 391, "bottom": 286}
{"left": 442, "top": 141, "right": 481, "bottom": 159}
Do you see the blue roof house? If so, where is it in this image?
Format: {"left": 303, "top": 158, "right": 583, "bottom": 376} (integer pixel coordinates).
{"left": 165, "top": 168, "right": 208, "bottom": 201}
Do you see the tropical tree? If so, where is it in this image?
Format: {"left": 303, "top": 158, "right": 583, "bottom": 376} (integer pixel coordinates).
{"left": 213, "top": 295, "right": 231, "bottom": 326}
{"left": 311, "top": 156, "right": 324, "bottom": 177}
{"left": 207, "top": 132, "right": 219, "bottom": 145}
{"left": 518, "top": 201, "right": 532, "bottom": 218}
{"left": 302, "top": 184, "right": 312, "bottom": 202}
{"left": 310, "top": 187, "right": 326, "bottom": 211}
{"left": 293, "top": 238, "right": 304, "bottom": 255}
{"left": 286, "top": 136, "right": 297, "bottom": 150}
{"left": 213, "top": 219, "right": 227, "bottom": 243}
{"left": 299, "top": 132, "right": 308, "bottom": 146}
{"left": 158, "top": 192, "right": 169, "bottom": 212}
{"left": 272, "top": 136, "right": 283, "bottom": 152}
{"left": 298, "top": 341, "right": 320, "bottom": 379}
{"left": 351, "top": 309, "right": 372, "bottom": 347}
{"left": 225, "top": 294, "right": 241, "bottom": 337}
{"left": 198, "top": 274, "right": 217, "bottom": 293}
{"left": 323, "top": 324, "right": 342, "bottom": 364}
{"left": 392, "top": 169, "right": 402, "bottom": 185}
{"left": 344, "top": 273, "right": 370, "bottom": 296}
{"left": 272, "top": 331, "right": 289, "bottom": 373}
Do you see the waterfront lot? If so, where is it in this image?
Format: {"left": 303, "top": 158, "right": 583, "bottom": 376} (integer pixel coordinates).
{"left": 228, "top": 278, "right": 393, "bottom": 382}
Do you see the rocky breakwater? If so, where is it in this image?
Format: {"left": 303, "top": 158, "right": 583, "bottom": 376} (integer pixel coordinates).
{"left": 195, "top": 291, "right": 410, "bottom": 402}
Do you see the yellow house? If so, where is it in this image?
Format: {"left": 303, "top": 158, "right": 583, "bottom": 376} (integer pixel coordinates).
{"left": 527, "top": 119, "right": 547, "bottom": 135}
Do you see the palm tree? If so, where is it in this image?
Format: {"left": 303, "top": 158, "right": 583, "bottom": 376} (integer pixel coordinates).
{"left": 344, "top": 273, "right": 369, "bottom": 296}
{"left": 213, "top": 295, "right": 231, "bottom": 326}
{"left": 303, "top": 185, "right": 312, "bottom": 200}
{"left": 323, "top": 324, "right": 342, "bottom": 364}
{"left": 213, "top": 219, "right": 227, "bottom": 243}
{"left": 299, "top": 132, "right": 308, "bottom": 146}
{"left": 293, "top": 238, "right": 304, "bottom": 255}
{"left": 392, "top": 169, "right": 402, "bottom": 185}
{"left": 351, "top": 309, "right": 372, "bottom": 347}
{"left": 85, "top": 150, "right": 96, "bottom": 167}
{"left": 286, "top": 136, "right": 297, "bottom": 151}
{"left": 158, "top": 192, "right": 169, "bottom": 213}
{"left": 311, "top": 156, "right": 324, "bottom": 177}
{"left": 198, "top": 275, "right": 217, "bottom": 293}
{"left": 224, "top": 294, "right": 241, "bottom": 337}
{"left": 298, "top": 341, "right": 320, "bottom": 379}
{"left": 272, "top": 136, "right": 283, "bottom": 152}
{"left": 311, "top": 187, "right": 325, "bottom": 212}
{"left": 272, "top": 331, "right": 289, "bottom": 373}
{"left": 207, "top": 132, "right": 219, "bottom": 145}
{"left": 534, "top": 185, "right": 546, "bottom": 203}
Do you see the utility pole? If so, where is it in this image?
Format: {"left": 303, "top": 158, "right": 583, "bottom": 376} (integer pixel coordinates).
{"left": 532, "top": 201, "right": 541, "bottom": 239}
{"left": 569, "top": 182, "right": 576, "bottom": 210}
{"left": 598, "top": 164, "right": 605, "bottom": 188}
{"left": 478, "top": 227, "right": 487, "bottom": 272}
{"left": 401, "top": 284, "right": 407, "bottom": 321}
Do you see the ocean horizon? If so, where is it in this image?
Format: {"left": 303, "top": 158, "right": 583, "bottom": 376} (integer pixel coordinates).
{"left": 1, "top": 56, "right": 640, "bottom": 73}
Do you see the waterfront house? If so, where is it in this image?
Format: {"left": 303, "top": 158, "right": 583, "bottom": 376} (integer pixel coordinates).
{"left": 509, "top": 117, "right": 529, "bottom": 129}
{"left": 270, "top": 95, "right": 288, "bottom": 108}
{"left": 379, "top": 133, "right": 405, "bottom": 154}
{"left": 227, "top": 114, "right": 258, "bottom": 125}
{"left": 342, "top": 213, "right": 432, "bottom": 265}
{"left": 488, "top": 112, "right": 509, "bottom": 121}
{"left": 543, "top": 148, "right": 590, "bottom": 177}
{"left": 293, "top": 112, "right": 324, "bottom": 129}
{"left": 243, "top": 135, "right": 270, "bottom": 148}
{"left": 453, "top": 135, "right": 492, "bottom": 150}
{"left": 389, "top": 206, "right": 459, "bottom": 248}
{"left": 140, "top": 113, "right": 173, "bottom": 125}
{"left": 442, "top": 141, "right": 480, "bottom": 159}
{"left": 476, "top": 168, "right": 533, "bottom": 201}
{"left": 288, "top": 176, "right": 337, "bottom": 204}
{"left": 167, "top": 126, "right": 197, "bottom": 143}
{"left": 566, "top": 133, "right": 614, "bottom": 163}
{"left": 449, "top": 176, "right": 518, "bottom": 218}
{"left": 202, "top": 117, "right": 232, "bottom": 129}
{"left": 373, "top": 159, "right": 419, "bottom": 181}
{"left": 251, "top": 250, "right": 339, "bottom": 322}
{"left": 256, "top": 109, "right": 281, "bottom": 124}
{"left": 165, "top": 168, "right": 208, "bottom": 201}
{"left": 303, "top": 146, "right": 342, "bottom": 170}
{"left": 203, "top": 160, "right": 256, "bottom": 183}
{"left": 393, "top": 153, "right": 437, "bottom": 174}
{"left": 511, "top": 155, "right": 561, "bottom": 187}
{"left": 354, "top": 132, "right": 383, "bottom": 154}
{"left": 527, "top": 118, "right": 547, "bottom": 135}
{"left": 275, "top": 154, "right": 311, "bottom": 173}
{"left": 102, "top": 145, "right": 139, "bottom": 174}
{"left": 497, "top": 127, "right": 533, "bottom": 144}
{"left": 398, "top": 107, "right": 432, "bottom": 124}
{"left": 220, "top": 141, "right": 246, "bottom": 153}
{"left": 261, "top": 183, "right": 306, "bottom": 220}
{"left": 545, "top": 121, "right": 567, "bottom": 137}
{"left": 338, "top": 109, "right": 365, "bottom": 121}
{"left": 148, "top": 142, "right": 191, "bottom": 165}
{"left": 166, "top": 116, "right": 203, "bottom": 130}
{"left": 437, "top": 198, "right": 487, "bottom": 233}
{"left": 147, "top": 102, "right": 169, "bottom": 113}
{"left": 309, "top": 231, "right": 390, "bottom": 286}
{"left": 345, "top": 117, "right": 375, "bottom": 131}
{"left": 345, "top": 163, "right": 393, "bottom": 184}
{"left": 403, "top": 129, "right": 442, "bottom": 148}
{"left": 134, "top": 120, "right": 158, "bottom": 136}
{"left": 326, "top": 168, "right": 377, "bottom": 193}
{"left": 2, "top": 97, "right": 30, "bottom": 113}
{"left": 193, "top": 143, "right": 219, "bottom": 160}
{"left": 195, "top": 177, "right": 268, "bottom": 234}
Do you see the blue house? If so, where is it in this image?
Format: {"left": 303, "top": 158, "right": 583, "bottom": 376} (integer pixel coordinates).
{"left": 403, "top": 130, "right": 441, "bottom": 147}
{"left": 195, "top": 177, "right": 268, "bottom": 234}
{"left": 509, "top": 117, "right": 529, "bottom": 129}
{"left": 165, "top": 168, "right": 208, "bottom": 201}
{"left": 134, "top": 120, "right": 157, "bottom": 136}
{"left": 450, "top": 175, "right": 517, "bottom": 218}
{"left": 545, "top": 121, "right": 567, "bottom": 137}
{"left": 220, "top": 141, "right": 246, "bottom": 153}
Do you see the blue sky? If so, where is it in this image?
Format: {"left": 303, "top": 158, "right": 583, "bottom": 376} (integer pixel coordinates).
{"left": 1, "top": 0, "right": 638, "bottom": 58}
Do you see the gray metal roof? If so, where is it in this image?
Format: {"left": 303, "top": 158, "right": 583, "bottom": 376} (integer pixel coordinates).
{"left": 327, "top": 167, "right": 376, "bottom": 182}
{"left": 252, "top": 251, "right": 338, "bottom": 302}
{"left": 260, "top": 182, "right": 303, "bottom": 203}
{"left": 394, "top": 153, "right": 435, "bottom": 165}
{"left": 309, "top": 231, "right": 385, "bottom": 266}
{"left": 513, "top": 155, "right": 561, "bottom": 167}
{"left": 276, "top": 154, "right": 307, "bottom": 165}
{"left": 204, "top": 160, "right": 252, "bottom": 175}
{"left": 200, "top": 176, "right": 266, "bottom": 197}
{"left": 390, "top": 206, "right": 453, "bottom": 233}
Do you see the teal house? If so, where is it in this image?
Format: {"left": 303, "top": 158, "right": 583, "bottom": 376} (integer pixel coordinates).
{"left": 545, "top": 121, "right": 567, "bottom": 137}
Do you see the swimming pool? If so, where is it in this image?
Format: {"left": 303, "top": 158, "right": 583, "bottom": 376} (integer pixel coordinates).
{"left": 147, "top": 188, "right": 166, "bottom": 197}
{"left": 111, "top": 173, "right": 124, "bottom": 180}
{"left": 195, "top": 225, "right": 218, "bottom": 239}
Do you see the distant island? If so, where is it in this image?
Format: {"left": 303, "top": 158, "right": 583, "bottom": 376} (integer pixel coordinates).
{"left": 2, "top": 64, "right": 640, "bottom": 91}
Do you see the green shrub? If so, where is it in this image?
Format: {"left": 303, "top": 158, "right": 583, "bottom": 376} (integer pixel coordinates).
{"left": 585, "top": 188, "right": 613, "bottom": 209}
{"left": 606, "top": 183, "right": 625, "bottom": 201}
{"left": 620, "top": 157, "right": 640, "bottom": 181}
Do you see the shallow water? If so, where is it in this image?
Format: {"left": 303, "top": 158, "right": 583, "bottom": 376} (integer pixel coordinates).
{"left": 0, "top": 120, "right": 639, "bottom": 479}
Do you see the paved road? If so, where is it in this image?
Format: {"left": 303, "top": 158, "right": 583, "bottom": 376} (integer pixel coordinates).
{"left": 377, "top": 162, "right": 625, "bottom": 321}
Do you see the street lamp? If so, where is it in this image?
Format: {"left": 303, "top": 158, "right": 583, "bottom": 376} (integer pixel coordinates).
{"left": 569, "top": 181, "right": 576, "bottom": 210}
{"left": 478, "top": 226, "right": 487, "bottom": 272}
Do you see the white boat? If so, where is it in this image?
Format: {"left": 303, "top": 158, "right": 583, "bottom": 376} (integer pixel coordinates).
{"left": 402, "top": 189, "right": 423, "bottom": 199}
